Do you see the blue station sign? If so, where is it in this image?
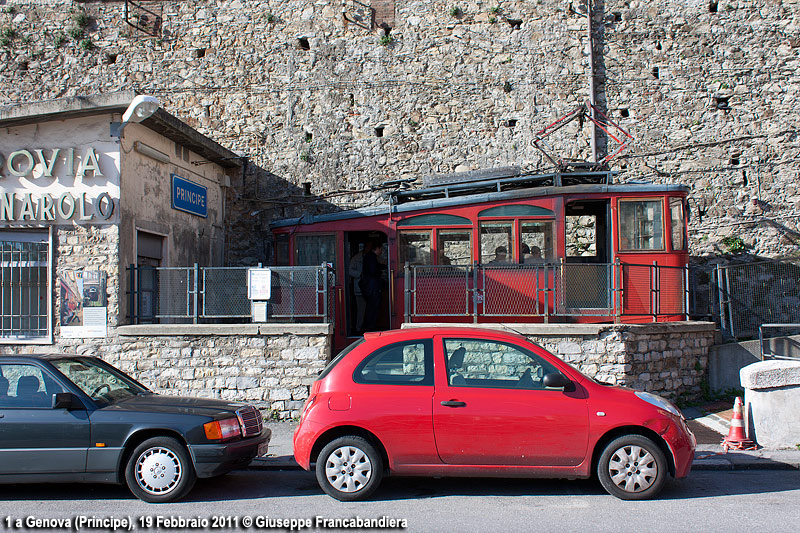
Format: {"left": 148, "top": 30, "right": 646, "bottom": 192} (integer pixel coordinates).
{"left": 171, "top": 174, "right": 207, "bottom": 218}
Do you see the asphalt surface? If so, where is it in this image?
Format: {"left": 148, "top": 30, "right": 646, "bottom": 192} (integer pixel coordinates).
{"left": 0, "top": 469, "right": 798, "bottom": 532}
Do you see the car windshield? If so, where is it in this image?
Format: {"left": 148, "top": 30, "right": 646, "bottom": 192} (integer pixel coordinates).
{"left": 51, "top": 358, "right": 149, "bottom": 406}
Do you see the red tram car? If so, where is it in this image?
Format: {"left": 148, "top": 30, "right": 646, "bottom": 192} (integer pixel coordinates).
{"left": 271, "top": 169, "right": 689, "bottom": 351}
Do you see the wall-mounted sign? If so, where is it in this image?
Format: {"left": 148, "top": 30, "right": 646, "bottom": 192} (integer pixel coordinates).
{"left": 0, "top": 139, "right": 120, "bottom": 225}
{"left": 171, "top": 174, "right": 207, "bottom": 217}
{"left": 59, "top": 270, "right": 108, "bottom": 338}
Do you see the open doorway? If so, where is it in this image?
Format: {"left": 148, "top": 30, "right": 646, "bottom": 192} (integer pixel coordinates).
{"left": 563, "top": 200, "right": 611, "bottom": 310}
{"left": 345, "top": 231, "right": 389, "bottom": 336}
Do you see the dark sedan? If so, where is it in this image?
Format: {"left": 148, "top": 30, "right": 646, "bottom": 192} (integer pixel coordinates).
{"left": 0, "top": 355, "right": 270, "bottom": 502}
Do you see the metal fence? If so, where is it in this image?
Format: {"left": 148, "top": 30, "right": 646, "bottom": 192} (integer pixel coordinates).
{"left": 713, "top": 256, "right": 800, "bottom": 339}
{"left": 404, "top": 260, "right": 689, "bottom": 322}
{"left": 127, "top": 264, "right": 334, "bottom": 324}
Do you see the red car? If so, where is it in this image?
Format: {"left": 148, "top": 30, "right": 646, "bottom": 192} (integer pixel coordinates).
{"left": 294, "top": 327, "right": 695, "bottom": 501}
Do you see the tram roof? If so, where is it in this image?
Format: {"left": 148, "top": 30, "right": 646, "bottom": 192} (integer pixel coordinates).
{"left": 270, "top": 172, "right": 689, "bottom": 229}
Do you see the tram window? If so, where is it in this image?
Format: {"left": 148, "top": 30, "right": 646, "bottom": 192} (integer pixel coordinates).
{"left": 437, "top": 230, "right": 472, "bottom": 265}
{"left": 480, "top": 222, "right": 513, "bottom": 264}
{"left": 566, "top": 216, "right": 597, "bottom": 257}
{"left": 520, "top": 222, "right": 553, "bottom": 262}
{"left": 670, "top": 198, "right": 686, "bottom": 251}
{"left": 619, "top": 200, "right": 664, "bottom": 251}
{"left": 295, "top": 234, "right": 337, "bottom": 267}
{"left": 275, "top": 234, "right": 289, "bottom": 266}
{"left": 399, "top": 231, "right": 431, "bottom": 265}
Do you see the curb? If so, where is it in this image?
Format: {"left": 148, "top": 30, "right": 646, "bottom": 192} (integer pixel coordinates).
{"left": 247, "top": 458, "right": 800, "bottom": 473}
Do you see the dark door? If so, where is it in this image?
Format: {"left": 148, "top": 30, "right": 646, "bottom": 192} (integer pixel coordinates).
{"left": 0, "top": 363, "right": 90, "bottom": 474}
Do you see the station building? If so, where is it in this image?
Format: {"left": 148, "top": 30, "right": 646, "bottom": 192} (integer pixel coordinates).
{"left": 0, "top": 92, "right": 242, "bottom": 346}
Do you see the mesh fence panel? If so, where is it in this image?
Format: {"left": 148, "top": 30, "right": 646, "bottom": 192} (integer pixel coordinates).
{"left": 155, "top": 268, "right": 192, "bottom": 319}
{"left": 411, "top": 266, "right": 470, "bottom": 316}
{"left": 658, "top": 266, "right": 686, "bottom": 315}
{"left": 555, "top": 264, "right": 612, "bottom": 314}
{"left": 719, "top": 258, "right": 800, "bottom": 338}
{"left": 269, "top": 267, "right": 328, "bottom": 319}
{"left": 621, "top": 263, "right": 653, "bottom": 316}
{"left": 202, "top": 268, "right": 250, "bottom": 317}
{"left": 129, "top": 265, "right": 332, "bottom": 323}
{"left": 482, "top": 264, "right": 548, "bottom": 316}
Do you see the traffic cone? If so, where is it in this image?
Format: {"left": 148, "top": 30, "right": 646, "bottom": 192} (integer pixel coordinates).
{"left": 721, "top": 397, "right": 756, "bottom": 452}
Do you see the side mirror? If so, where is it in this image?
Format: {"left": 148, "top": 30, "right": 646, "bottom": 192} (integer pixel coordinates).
{"left": 52, "top": 392, "right": 85, "bottom": 410}
{"left": 543, "top": 372, "right": 572, "bottom": 390}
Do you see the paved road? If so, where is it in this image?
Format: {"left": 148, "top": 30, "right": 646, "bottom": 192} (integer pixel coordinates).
{"left": 0, "top": 469, "right": 798, "bottom": 532}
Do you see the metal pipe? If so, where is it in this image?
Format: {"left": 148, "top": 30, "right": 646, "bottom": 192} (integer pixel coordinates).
{"left": 587, "top": 0, "right": 597, "bottom": 162}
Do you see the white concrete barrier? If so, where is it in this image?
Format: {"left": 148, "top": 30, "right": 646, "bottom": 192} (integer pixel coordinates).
{"left": 740, "top": 360, "right": 800, "bottom": 449}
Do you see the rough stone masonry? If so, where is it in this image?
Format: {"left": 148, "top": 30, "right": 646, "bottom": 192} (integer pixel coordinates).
{"left": 0, "top": 0, "right": 797, "bottom": 264}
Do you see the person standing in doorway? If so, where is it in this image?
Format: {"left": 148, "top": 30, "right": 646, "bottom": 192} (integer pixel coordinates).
{"left": 361, "top": 240, "right": 384, "bottom": 332}
{"left": 349, "top": 243, "right": 366, "bottom": 334}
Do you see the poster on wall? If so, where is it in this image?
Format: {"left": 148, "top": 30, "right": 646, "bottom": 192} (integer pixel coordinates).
{"left": 59, "top": 270, "right": 108, "bottom": 338}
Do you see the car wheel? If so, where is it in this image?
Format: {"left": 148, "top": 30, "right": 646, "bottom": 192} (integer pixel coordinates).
{"left": 315, "top": 436, "right": 383, "bottom": 501}
{"left": 597, "top": 435, "right": 668, "bottom": 500}
{"left": 125, "top": 437, "right": 196, "bottom": 503}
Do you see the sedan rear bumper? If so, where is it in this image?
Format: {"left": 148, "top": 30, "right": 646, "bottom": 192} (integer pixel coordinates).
{"left": 189, "top": 428, "right": 271, "bottom": 478}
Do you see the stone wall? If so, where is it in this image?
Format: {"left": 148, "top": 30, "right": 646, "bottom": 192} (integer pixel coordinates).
{"left": 406, "top": 321, "right": 717, "bottom": 400}
{"left": 2, "top": 1, "right": 797, "bottom": 264}
{"left": 0, "top": 324, "right": 333, "bottom": 418}
{"left": 54, "top": 224, "right": 121, "bottom": 331}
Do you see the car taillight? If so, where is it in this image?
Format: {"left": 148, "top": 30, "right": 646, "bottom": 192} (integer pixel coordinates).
{"left": 204, "top": 417, "right": 242, "bottom": 441}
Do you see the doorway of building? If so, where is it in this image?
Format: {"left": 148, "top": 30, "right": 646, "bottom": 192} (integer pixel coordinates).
{"left": 344, "top": 231, "right": 389, "bottom": 336}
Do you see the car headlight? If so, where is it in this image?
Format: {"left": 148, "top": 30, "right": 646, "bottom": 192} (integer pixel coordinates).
{"left": 203, "top": 417, "right": 242, "bottom": 441}
{"left": 635, "top": 391, "right": 683, "bottom": 418}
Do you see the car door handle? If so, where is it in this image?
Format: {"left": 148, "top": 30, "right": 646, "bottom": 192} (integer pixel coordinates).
{"left": 440, "top": 400, "right": 466, "bottom": 408}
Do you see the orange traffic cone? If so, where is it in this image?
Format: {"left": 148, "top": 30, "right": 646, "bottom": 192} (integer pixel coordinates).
{"left": 721, "top": 397, "right": 756, "bottom": 452}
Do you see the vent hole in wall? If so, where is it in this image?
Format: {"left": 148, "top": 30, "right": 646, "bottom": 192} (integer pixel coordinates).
{"left": 507, "top": 19, "right": 522, "bottom": 30}
{"left": 297, "top": 37, "right": 310, "bottom": 50}
{"left": 194, "top": 48, "right": 206, "bottom": 58}
{"left": 619, "top": 109, "right": 629, "bottom": 118}
{"left": 504, "top": 119, "right": 517, "bottom": 128}
{"left": 709, "top": 2, "right": 718, "bottom": 13}
{"left": 375, "top": 125, "right": 385, "bottom": 137}
{"left": 104, "top": 52, "right": 118, "bottom": 64}
{"left": 651, "top": 66, "right": 660, "bottom": 79}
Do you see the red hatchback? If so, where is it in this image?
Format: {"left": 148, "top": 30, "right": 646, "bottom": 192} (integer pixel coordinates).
{"left": 294, "top": 327, "right": 695, "bottom": 501}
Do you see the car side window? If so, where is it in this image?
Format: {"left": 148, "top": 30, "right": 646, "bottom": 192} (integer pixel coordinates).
{"left": 354, "top": 340, "right": 433, "bottom": 386}
{"left": 443, "top": 338, "right": 560, "bottom": 390}
{"left": 0, "top": 364, "right": 64, "bottom": 408}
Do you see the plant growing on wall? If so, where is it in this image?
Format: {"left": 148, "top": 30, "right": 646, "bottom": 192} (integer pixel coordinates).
{"left": 53, "top": 32, "right": 66, "bottom": 48}
{"left": 79, "top": 38, "right": 94, "bottom": 51}
{"left": 379, "top": 34, "right": 393, "bottom": 46}
{"left": 450, "top": 6, "right": 462, "bottom": 17}
{"left": 722, "top": 236, "right": 746, "bottom": 254}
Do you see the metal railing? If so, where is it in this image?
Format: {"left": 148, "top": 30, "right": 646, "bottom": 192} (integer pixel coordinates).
{"left": 404, "top": 260, "right": 689, "bottom": 322}
{"left": 759, "top": 324, "right": 800, "bottom": 360}
{"left": 713, "top": 256, "right": 800, "bottom": 339}
{"left": 127, "top": 264, "right": 334, "bottom": 324}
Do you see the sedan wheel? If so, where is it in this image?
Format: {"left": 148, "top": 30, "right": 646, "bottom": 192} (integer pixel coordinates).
{"left": 125, "top": 437, "right": 196, "bottom": 503}
{"left": 598, "top": 435, "right": 668, "bottom": 500}
{"left": 316, "top": 436, "right": 383, "bottom": 501}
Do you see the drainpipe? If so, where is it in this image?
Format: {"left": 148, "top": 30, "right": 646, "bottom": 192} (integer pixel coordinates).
{"left": 587, "top": 0, "right": 597, "bottom": 163}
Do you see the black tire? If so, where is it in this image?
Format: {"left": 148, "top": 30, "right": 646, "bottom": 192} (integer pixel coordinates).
{"left": 125, "top": 437, "right": 197, "bottom": 503}
{"left": 597, "top": 435, "right": 668, "bottom": 500}
{"left": 315, "top": 436, "right": 383, "bottom": 501}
